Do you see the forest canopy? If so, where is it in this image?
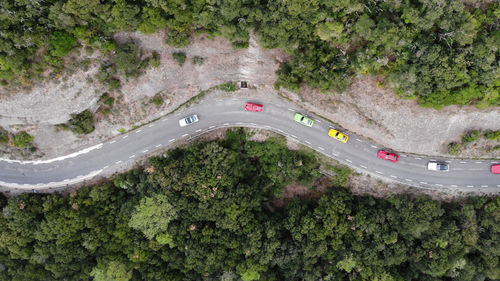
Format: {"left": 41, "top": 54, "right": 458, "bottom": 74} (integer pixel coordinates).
{"left": 0, "top": 0, "right": 498, "bottom": 108}
{"left": 0, "top": 130, "right": 499, "bottom": 281}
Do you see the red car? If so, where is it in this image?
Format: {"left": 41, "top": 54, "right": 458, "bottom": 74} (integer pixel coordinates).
{"left": 377, "top": 150, "right": 399, "bottom": 162}
{"left": 492, "top": 164, "right": 500, "bottom": 174}
{"left": 245, "top": 102, "right": 263, "bottom": 112}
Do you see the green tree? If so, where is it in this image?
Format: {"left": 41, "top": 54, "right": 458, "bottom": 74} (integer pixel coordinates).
{"left": 66, "top": 110, "right": 95, "bottom": 134}
{"left": 49, "top": 32, "right": 78, "bottom": 58}
{"left": 129, "top": 194, "right": 178, "bottom": 241}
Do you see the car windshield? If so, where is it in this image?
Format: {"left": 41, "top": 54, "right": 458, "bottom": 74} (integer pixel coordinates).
{"left": 186, "top": 117, "right": 192, "bottom": 124}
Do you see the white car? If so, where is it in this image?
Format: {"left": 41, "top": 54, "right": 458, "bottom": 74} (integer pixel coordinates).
{"left": 179, "top": 114, "right": 199, "bottom": 127}
{"left": 427, "top": 161, "right": 449, "bottom": 172}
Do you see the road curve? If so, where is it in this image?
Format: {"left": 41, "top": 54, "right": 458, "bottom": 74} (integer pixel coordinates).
{"left": 0, "top": 98, "right": 498, "bottom": 193}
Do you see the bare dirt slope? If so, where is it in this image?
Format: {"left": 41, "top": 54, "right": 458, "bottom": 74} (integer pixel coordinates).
{"left": 280, "top": 78, "right": 500, "bottom": 158}
{"left": 0, "top": 31, "right": 498, "bottom": 160}
{"left": 0, "top": 32, "right": 286, "bottom": 158}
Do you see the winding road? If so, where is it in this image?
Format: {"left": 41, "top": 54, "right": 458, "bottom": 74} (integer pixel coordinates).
{"left": 0, "top": 98, "right": 498, "bottom": 193}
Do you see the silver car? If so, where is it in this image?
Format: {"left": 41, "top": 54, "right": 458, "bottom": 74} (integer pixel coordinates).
{"left": 179, "top": 114, "right": 199, "bottom": 127}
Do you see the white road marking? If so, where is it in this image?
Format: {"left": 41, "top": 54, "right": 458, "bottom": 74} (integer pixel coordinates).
{"left": 345, "top": 159, "right": 352, "bottom": 163}
{"left": 460, "top": 161, "right": 467, "bottom": 163}
{"left": 181, "top": 134, "right": 189, "bottom": 137}
{"left": 360, "top": 165, "right": 367, "bottom": 169}
{"left": 63, "top": 179, "right": 70, "bottom": 182}
{"left": 375, "top": 171, "right": 383, "bottom": 174}
{"left": 148, "top": 124, "right": 154, "bottom": 128}
{"left": 276, "top": 129, "right": 284, "bottom": 133}
{"left": 196, "top": 129, "right": 202, "bottom": 132}
{"left": 305, "top": 141, "right": 311, "bottom": 144}
{"left": 115, "top": 161, "right": 122, "bottom": 164}
{"left": 142, "top": 149, "right": 149, "bottom": 153}
{"left": 405, "top": 179, "right": 412, "bottom": 182}
{"left": 316, "top": 120, "right": 321, "bottom": 123}
{"left": 451, "top": 185, "right": 457, "bottom": 187}
{"left": 401, "top": 154, "right": 407, "bottom": 157}
{"left": 129, "top": 155, "right": 135, "bottom": 159}
{"left": 435, "top": 184, "right": 443, "bottom": 186}
{"left": 491, "top": 161, "right": 499, "bottom": 164}
{"left": 467, "top": 185, "right": 474, "bottom": 188}
{"left": 356, "top": 139, "right": 362, "bottom": 142}
{"left": 162, "top": 118, "right": 168, "bottom": 122}
{"left": 223, "top": 123, "right": 229, "bottom": 126}
{"left": 110, "top": 140, "right": 116, "bottom": 144}
{"left": 209, "top": 126, "right": 216, "bottom": 129}
{"left": 414, "top": 157, "right": 421, "bottom": 160}
{"left": 430, "top": 159, "right": 436, "bottom": 161}
{"left": 236, "top": 122, "right": 243, "bottom": 125}
{"left": 445, "top": 160, "right": 451, "bottom": 163}
{"left": 390, "top": 175, "right": 397, "bottom": 178}
{"left": 250, "top": 123, "right": 257, "bottom": 126}
{"left": 332, "top": 153, "right": 339, "bottom": 157}
{"left": 169, "top": 139, "right": 175, "bottom": 142}
{"left": 420, "top": 181, "right": 427, "bottom": 184}
{"left": 370, "top": 145, "right": 378, "bottom": 149}
{"left": 475, "top": 161, "right": 482, "bottom": 164}
{"left": 481, "top": 185, "right": 488, "bottom": 188}
{"left": 287, "top": 108, "right": 294, "bottom": 111}
{"left": 497, "top": 185, "right": 500, "bottom": 187}
{"left": 122, "top": 135, "right": 128, "bottom": 139}
{"left": 103, "top": 166, "right": 109, "bottom": 169}
{"left": 155, "top": 144, "right": 162, "bottom": 148}
{"left": 135, "top": 129, "right": 142, "bottom": 133}
{"left": 291, "top": 135, "right": 297, "bottom": 138}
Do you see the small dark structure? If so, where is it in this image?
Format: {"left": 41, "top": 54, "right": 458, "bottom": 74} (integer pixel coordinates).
{"left": 240, "top": 81, "right": 248, "bottom": 89}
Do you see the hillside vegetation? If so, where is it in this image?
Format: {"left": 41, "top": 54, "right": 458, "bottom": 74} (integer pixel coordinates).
{"left": 0, "top": 131, "right": 499, "bottom": 281}
{"left": 0, "top": 0, "right": 498, "bottom": 108}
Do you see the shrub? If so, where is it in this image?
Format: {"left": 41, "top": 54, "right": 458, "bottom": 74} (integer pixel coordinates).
{"left": 114, "top": 43, "right": 143, "bottom": 77}
{"left": 149, "top": 51, "right": 161, "bottom": 68}
{"left": 331, "top": 166, "right": 353, "bottom": 187}
{"left": 192, "top": 56, "right": 204, "bottom": 65}
{"left": 447, "top": 142, "right": 463, "bottom": 155}
{"left": 172, "top": 52, "right": 186, "bottom": 66}
{"left": 462, "top": 130, "right": 482, "bottom": 145}
{"left": 150, "top": 94, "right": 164, "bottom": 106}
{"left": 49, "top": 31, "right": 78, "bottom": 57}
{"left": 484, "top": 130, "right": 500, "bottom": 141}
{"left": 99, "top": 93, "right": 115, "bottom": 107}
{"left": 0, "top": 127, "right": 9, "bottom": 144}
{"left": 13, "top": 131, "right": 34, "bottom": 148}
{"left": 166, "top": 30, "right": 191, "bottom": 48}
{"left": 66, "top": 110, "right": 95, "bottom": 134}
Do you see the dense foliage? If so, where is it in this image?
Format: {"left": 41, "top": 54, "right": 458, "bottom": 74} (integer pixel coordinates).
{"left": 62, "top": 110, "right": 95, "bottom": 135}
{"left": 1, "top": 0, "right": 498, "bottom": 108}
{"left": 0, "top": 131, "right": 498, "bottom": 281}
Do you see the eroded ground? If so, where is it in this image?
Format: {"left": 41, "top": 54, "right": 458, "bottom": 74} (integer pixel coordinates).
{"left": 0, "top": 31, "right": 498, "bottom": 161}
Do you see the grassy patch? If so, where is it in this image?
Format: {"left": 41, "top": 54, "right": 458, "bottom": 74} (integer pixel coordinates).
{"left": 13, "top": 131, "right": 34, "bottom": 148}
{"left": 150, "top": 94, "right": 164, "bottom": 106}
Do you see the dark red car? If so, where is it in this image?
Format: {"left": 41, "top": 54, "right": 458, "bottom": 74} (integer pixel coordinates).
{"left": 245, "top": 102, "right": 264, "bottom": 112}
{"left": 377, "top": 150, "right": 399, "bottom": 162}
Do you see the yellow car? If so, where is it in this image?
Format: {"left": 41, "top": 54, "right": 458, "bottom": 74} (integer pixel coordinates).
{"left": 329, "top": 129, "right": 349, "bottom": 143}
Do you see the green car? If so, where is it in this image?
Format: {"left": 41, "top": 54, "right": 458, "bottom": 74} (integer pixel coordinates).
{"left": 294, "top": 113, "right": 314, "bottom": 127}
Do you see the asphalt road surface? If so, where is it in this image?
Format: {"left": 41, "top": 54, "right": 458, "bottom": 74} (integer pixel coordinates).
{"left": 0, "top": 98, "right": 498, "bottom": 193}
